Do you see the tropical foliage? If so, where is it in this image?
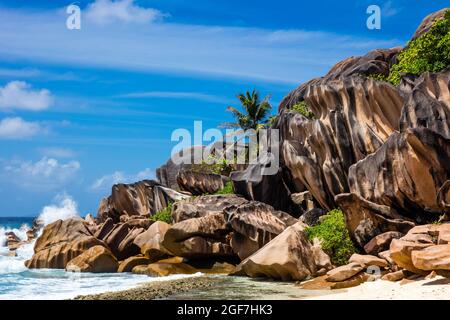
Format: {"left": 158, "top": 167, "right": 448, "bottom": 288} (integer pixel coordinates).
{"left": 306, "top": 209, "right": 357, "bottom": 266}
{"left": 221, "top": 90, "right": 272, "bottom": 131}
{"left": 291, "top": 101, "right": 315, "bottom": 119}
{"left": 388, "top": 10, "right": 450, "bottom": 85}
{"left": 214, "top": 181, "right": 234, "bottom": 195}
{"left": 150, "top": 203, "right": 172, "bottom": 224}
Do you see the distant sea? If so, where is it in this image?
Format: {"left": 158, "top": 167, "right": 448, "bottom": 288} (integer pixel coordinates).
{"left": 0, "top": 217, "right": 34, "bottom": 230}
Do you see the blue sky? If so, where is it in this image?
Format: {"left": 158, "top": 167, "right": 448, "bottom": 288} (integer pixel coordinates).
{"left": 0, "top": 0, "right": 447, "bottom": 217}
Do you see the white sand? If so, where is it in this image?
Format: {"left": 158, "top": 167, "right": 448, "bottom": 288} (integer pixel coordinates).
{"left": 308, "top": 277, "right": 450, "bottom": 300}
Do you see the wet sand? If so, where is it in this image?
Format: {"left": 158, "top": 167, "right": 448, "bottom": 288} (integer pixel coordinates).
{"left": 74, "top": 275, "right": 335, "bottom": 300}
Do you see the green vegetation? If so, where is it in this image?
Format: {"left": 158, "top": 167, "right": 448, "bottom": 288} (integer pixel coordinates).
{"left": 267, "top": 115, "right": 278, "bottom": 127}
{"left": 290, "top": 101, "right": 315, "bottom": 119}
{"left": 220, "top": 90, "right": 273, "bottom": 131}
{"left": 387, "top": 10, "right": 450, "bottom": 85}
{"left": 191, "top": 154, "right": 235, "bottom": 176}
{"left": 306, "top": 209, "right": 356, "bottom": 266}
{"left": 214, "top": 181, "right": 234, "bottom": 195}
{"left": 150, "top": 203, "right": 172, "bottom": 224}
{"left": 365, "top": 72, "right": 389, "bottom": 82}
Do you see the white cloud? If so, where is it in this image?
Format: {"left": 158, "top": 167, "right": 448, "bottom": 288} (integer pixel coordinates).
{"left": 91, "top": 168, "right": 155, "bottom": 192}
{"left": 0, "top": 117, "right": 45, "bottom": 139}
{"left": 39, "top": 147, "right": 77, "bottom": 158}
{"left": 1, "top": 157, "right": 80, "bottom": 191}
{"left": 0, "top": 81, "right": 53, "bottom": 111}
{"left": 118, "top": 91, "right": 228, "bottom": 103}
{"left": 85, "top": 0, "right": 167, "bottom": 25}
{"left": 0, "top": 8, "right": 401, "bottom": 85}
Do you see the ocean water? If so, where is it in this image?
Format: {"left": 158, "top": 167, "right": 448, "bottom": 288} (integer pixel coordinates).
{"left": 0, "top": 215, "right": 162, "bottom": 300}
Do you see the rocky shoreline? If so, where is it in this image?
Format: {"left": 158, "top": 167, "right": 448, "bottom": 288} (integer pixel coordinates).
{"left": 73, "top": 276, "right": 217, "bottom": 300}
{"left": 2, "top": 8, "right": 450, "bottom": 300}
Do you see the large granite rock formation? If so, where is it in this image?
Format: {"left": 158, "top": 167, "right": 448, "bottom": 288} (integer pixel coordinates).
{"left": 162, "top": 213, "right": 234, "bottom": 259}
{"left": 171, "top": 194, "right": 247, "bottom": 223}
{"left": 390, "top": 224, "right": 450, "bottom": 275}
{"left": 230, "top": 159, "right": 301, "bottom": 216}
{"left": 344, "top": 128, "right": 449, "bottom": 222}
{"left": 274, "top": 12, "right": 450, "bottom": 248}
{"left": 278, "top": 74, "right": 404, "bottom": 212}
{"left": 176, "top": 170, "right": 229, "bottom": 195}
{"left": 25, "top": 219, "right": 106, "bottom": 269}
{"left": 224, "top": 201, "right": 298, "bottom": 259}
{"left": 97, "top": 180, "right": 189, "bottom": 223}
{"left": 133, "top": 221, "right": 171, "bottom": 262}
{"left": 66, "top": 245, "right": 118, "bottom": 273}
{"left": 232, "top": 222, "right": 330, "bottom": 281}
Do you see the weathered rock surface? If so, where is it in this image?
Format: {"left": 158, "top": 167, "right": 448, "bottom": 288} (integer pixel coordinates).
{"left": 438, "top": 180, "right": 450, "bottom": 213}
{"left": 390, "top": 239, "right": 433, "bottom": 274}
{"left": 97, "top": 180, "right": 189, "bottom": 223}
{"left": 299, "top": 208, "right": 326, "bottom": 227}
{"left": 326, "top": 263, "right": 364, "bottom": 282}
{"left": 133, "top": 221, "right": 171, "bottom": 262}
{"left": 411, "top": 244, "right": 450, "bottom": 271}
{"left": 117, "top": 256, "right": 152, "bottom": 273}
{"left": 232, "top": 222, "right": 324, "bottom": 281}
{"left": 132, "top": 257, "right": 198, "bottom": 277}
{"left": 100, "top": 223, "right": 144, "bottom": 261}
{"left": 25, "top": 219, "right": 106, "bottom": 269}
{"left": 299, "top": 273, "right": 368, "bottom": 290}
{"left": 381, "top": 270, "right": 407, "bottom": 282}
{"left": 336, "top": 193, "right": 415, "bottom": 247}
{"left": 177, "top": 170, "right": 229, "bottom": 195}
{"left": 156, "top": 146, "right": 201, "bottom": 190}
{"left": 5, "top": 232, "right": 21, "bottom": 249}
{"left": 278, "top": 50, "right": 403, "bottom": 212}
{"left": 364, "top": 231, "right": 404, "bottom": 255}
{"left": 66, "top": 245, "right": 118, "bottom": 273}
{"left": 399, "top": 68, "right": 450, "bottom": 138}
{"left": 346, "top": 128, "right": 450, "bottom": 225}
{"left": 388, "top": 224, "right": 450, "bottom": 274}
{"left": 230, "top": 158, "right": 300, "bottom": 216}
{"left": 171, "top": 194, "right": 247, "bottom": 223}
{"left": 162, "top": 213, "right": 234, "bottom": 259}
{"left": 224, "top": 201, "right": 298, "bottom": 259}
{"left": 348, "top": 253, "right": 388, "bottom": 268}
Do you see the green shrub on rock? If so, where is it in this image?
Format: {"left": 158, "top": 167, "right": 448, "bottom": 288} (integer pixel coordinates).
{"left": 388, "top": 10, "right": 450, "bottom": 85}
{"left": 214, "top": 181, "right": 234, "bottom": 195}
{"left": 150, "top": 203, "right": 173, "bottom": 223}
{"left": 290, "top": 101, "right": 315, "bottom": 119}
{"left": 306, "top": 209, "right": 356, "bottom": 266}
{"left": 365, "top": 72, "right": 389, "bottom": 82}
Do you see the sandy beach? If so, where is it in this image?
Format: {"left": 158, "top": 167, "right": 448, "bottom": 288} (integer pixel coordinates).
{"left": 308, "top": 277, "right": 450, "bottom": 300}
{"left": 74, "top": 275, "right": 450, "bottom": 301}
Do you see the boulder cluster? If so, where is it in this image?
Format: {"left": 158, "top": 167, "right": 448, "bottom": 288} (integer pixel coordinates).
{"left": 20, "top": 9, "right": 450, "bottom": 289}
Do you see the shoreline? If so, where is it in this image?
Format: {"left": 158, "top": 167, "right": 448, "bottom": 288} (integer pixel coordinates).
{"left": 73, "top": 275, "right": 218, "bottom": 300}
{"left": 73, "top": 275, "right": 336, "bottom": 300}
{"left": 73, "top": 273, "right": 450, "bottom": 301}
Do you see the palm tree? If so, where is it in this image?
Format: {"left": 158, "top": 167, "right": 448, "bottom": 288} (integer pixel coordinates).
{"left": 220, "top": 90, "right": 272, "bottom": 131}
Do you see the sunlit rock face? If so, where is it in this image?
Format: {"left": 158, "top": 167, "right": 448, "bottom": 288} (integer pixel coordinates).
{"left": 96, "top": 180, "right": 189, "bottom": 224}
{"left": 276, "top": 32, "right": 449, "bottom": 248}
{"left": 278, "top": 49, "right": 404, "bottom": 211}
